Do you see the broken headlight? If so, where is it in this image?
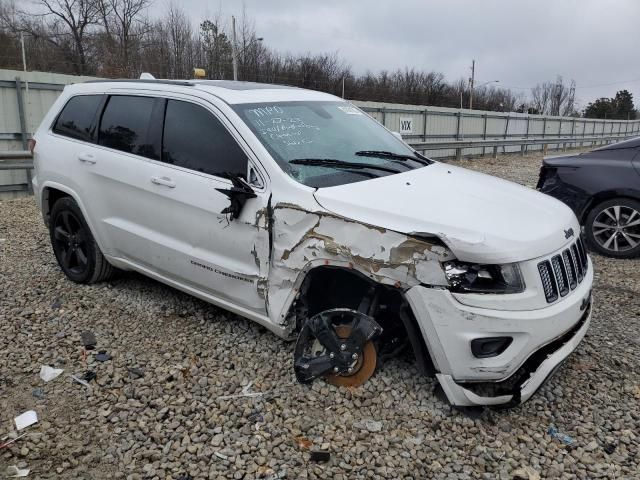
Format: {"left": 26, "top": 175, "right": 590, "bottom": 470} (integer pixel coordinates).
{"left": 443, "top": 261, "right": 525, "bottom": 294}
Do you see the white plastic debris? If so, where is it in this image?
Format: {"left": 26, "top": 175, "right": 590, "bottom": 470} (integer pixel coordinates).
{"left": 14, "top": 411, "right": 38, "bottom": 431}
{"left": 39, "top": 365, "right": 64, "bottom": 382}
{"left": 214, "top": 451, "right": 229, "bottom": 460}
{"left": 6, "top": 465, "right": 30, "bottom": 477}
{"left": 70, "top": 375, "right": 90, "bottom": 388}
{"left": 0, "top": 432, "right": 28, "bottom": 449}
{"left": 217, "top": 381, "right": 264, "bottom": 400}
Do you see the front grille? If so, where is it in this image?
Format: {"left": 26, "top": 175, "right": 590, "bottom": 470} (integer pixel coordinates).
{"left": 539, "top": 237, "right": 589, "bottom": 303}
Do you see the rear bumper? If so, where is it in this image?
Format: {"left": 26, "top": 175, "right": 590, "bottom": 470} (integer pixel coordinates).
{"left": 405, "top": 261, "right": 593, "bottom": 406}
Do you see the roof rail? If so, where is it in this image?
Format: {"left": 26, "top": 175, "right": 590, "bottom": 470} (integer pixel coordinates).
{"left": 84, "top": 79, "right": 195, "bottom": 86}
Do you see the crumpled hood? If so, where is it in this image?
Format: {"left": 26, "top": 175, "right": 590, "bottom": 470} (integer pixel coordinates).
{"left": 313, "top": 162, "right": 580, "bottom": 263}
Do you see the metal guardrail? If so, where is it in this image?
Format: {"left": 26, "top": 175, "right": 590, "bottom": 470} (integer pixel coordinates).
{"left": 413, "top": 133, "right": 637, "bottom": 159}
{"left": 0, "top": 150, "right": 33, "bottom": 194}
{"left": 2, "top": 130, "right": 636, "bottom": 196}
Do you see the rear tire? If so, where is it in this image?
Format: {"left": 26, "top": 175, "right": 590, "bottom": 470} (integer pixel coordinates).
{"left": 49, "top": 197, "right": 116, "bottom": 283}
{"left": 585, "top": 197, "right": 640, "bottom": 258}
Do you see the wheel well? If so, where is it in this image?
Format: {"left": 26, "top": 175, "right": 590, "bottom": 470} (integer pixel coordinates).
{"left": 43, "top": 187, "right": 71, "bottom": 226}
{"left": 581, "top": 193, "right": 640, "bottom": 222}
{"left": 293, "top": 266, "right": 436, "bottom": 377}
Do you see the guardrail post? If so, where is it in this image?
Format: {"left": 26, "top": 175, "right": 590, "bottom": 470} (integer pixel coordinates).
{"left": 482, "top": 114, "right": 488, "bottom": 156}
{"left": 522, "top": 115, "right": 530, "bottom": 156}
{"left": 14, "top": 76, "right": 32, "bottom": 195}
{"left": 455, "top": 111, "right": 462, "bottom": 159}
{"left": 570, "top": 118, "right": 576, "bottom": 149}
{"left": 381, "top": 108, "right": 386, "bottom": 129}
{"left": 14, "top": 77, "right": 28, "bottom": 150}
{"left": 559, "top": 118, "right": 565, "bottom": 151}
{"left": 492, "top": 145, "right": 498, "bottom": 159}
{"left": 423, "top": 109, "right": 428, "bottom": 143}
{"left": 502, "top": 115, "right": 509, "bottom": 154}
{"left": 610, "top": 122, "right": 614, "bottom": 144}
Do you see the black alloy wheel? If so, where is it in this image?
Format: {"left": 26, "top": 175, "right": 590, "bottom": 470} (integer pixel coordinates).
{"left": 49, "top": 197, "right": 116, "bottom": 283}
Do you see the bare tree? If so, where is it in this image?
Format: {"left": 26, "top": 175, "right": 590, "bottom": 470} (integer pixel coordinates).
{"left": 531, "top": 76, "right": 576, "bottom": 116}
{"left": 20, "top": 0, "right": 102, "bottom": 74}
{"left": 165, "top": 3, "right": 193, "bottom": 79}
{"left": 97, "top": 0, "right": 151, "bottom": 75}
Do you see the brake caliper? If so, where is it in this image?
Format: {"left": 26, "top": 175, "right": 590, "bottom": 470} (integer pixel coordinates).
{"left": 293, "top": 308, "right": 382, "bottom": 387}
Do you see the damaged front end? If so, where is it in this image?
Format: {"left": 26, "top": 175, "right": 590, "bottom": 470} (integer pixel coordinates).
{"left": 263, "top": 201, "right": 455, "bottom": 390}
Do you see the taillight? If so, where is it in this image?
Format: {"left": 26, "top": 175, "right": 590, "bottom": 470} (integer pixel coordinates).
{"left": 27, "top": 138, "right": 36, "bottom": 155}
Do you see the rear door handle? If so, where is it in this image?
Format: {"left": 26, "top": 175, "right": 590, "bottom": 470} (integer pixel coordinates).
{"left": 151, "top": 176, "right": 176, "bottom": 188}
{"left": 78, "top": 153, "right": 96, "bottom": 164}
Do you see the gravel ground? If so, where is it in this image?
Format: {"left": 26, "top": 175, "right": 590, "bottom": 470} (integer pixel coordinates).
{"left": 1, "top": 149, "right": 639, "bottom": 479}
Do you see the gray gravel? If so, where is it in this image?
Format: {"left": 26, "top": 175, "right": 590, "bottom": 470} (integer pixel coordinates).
{"left": 1, "top": 149, "right": 639, "bottom": 479}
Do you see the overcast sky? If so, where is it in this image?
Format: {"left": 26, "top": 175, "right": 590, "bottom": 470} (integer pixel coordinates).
{"left": 176, "top": 0, "right": 640, "bottom": 109}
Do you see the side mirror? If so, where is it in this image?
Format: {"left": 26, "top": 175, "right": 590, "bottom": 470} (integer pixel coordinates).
{"left": 216, "top": 175, "right": 257, "bottom": 221}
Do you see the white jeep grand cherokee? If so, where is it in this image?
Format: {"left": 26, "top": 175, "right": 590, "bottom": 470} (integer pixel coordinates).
{"left": 31, "top": 78, "right": 593, "bottom": 407}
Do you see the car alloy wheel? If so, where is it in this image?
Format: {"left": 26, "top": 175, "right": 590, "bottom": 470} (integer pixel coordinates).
{"left": 591, "top": 205, "right": 640, "bottom": 254}
{"left": 52, "top": 209, "right": 90, "bottom": 276}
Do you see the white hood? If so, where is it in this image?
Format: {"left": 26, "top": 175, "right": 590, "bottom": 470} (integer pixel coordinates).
{"left": 313, "top": 162, "right": 580, "bottom": 264}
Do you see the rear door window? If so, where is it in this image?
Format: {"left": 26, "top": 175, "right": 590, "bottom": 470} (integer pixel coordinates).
{"left": 162, "top": 100, "right": 247, "bottom": 178}
{"left": 52, "top": 95, "right": 103, "bottom": 142}
{"left": 98, "top": 95, "right": 157, "bottom": 158}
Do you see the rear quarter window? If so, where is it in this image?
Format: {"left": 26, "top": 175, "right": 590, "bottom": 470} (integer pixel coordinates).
{"left": 52, "top": 95, "right": 103, "bottom": 142}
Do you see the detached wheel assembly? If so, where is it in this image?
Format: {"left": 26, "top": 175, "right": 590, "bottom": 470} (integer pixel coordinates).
{"left": 294, "top": 308, "right": 382, "bottom": 387}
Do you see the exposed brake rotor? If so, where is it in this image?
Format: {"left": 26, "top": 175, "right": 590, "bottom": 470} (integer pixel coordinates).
{"left": 293, "top": 308, "right": 382, "bottom": 388}
{"left": 324, "top": 324, "right": 377, "bottom": 387}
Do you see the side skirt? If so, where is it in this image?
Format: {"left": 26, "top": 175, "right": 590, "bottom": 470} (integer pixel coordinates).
{"left": 104, "top": 255, "right": 289, "bottom": 339}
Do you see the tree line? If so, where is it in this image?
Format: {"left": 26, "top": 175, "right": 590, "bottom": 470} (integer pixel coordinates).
{"left": 0, "top": 0, "right": 635, "bottom": 118}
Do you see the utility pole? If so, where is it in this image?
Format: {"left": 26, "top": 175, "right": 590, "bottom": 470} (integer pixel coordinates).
{"left": 20, "top": 32, "right": 27, "bottom": 72}
{"left": 468, "top": 59, "right": 475, "bottom": 110}
{"left": 231, "top": 16, "right": 238, "bottom": 81}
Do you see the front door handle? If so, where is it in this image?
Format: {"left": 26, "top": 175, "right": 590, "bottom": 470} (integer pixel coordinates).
{"left": 78, "top": 153, "right": 96, "bottom": 164}
{"left": 151, "top": 176, "right": 176, "bottom": 188}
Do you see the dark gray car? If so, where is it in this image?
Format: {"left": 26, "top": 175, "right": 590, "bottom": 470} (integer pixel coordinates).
{"left": 537, "top": 137, "right": 640, "bottom": 258}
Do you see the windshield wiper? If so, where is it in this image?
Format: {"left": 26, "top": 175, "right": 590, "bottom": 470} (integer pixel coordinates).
{"left": 289, "top": 158, "right": 402, "bottom": 175}
{"left": 355, "top": 150, "right": 432, "bottom": 166}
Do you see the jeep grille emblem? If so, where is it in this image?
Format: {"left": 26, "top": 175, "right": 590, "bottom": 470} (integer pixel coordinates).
{"left": 564, "top": 228, "right": 574, "bottom": 239}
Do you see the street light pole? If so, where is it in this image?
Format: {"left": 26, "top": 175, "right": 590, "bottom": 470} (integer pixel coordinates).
{"left": 231, "top": 16, "right": 238, "bottom": 81}
{"left": 20, "top": 32, "right": 27, "bottom": 72}
{"left": 468, "top": 59, "right": 475, "bottom": 110}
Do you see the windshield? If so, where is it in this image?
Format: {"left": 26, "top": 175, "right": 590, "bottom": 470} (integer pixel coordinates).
{"left": 233, "top": 101, "right": 431, "bottom": 187}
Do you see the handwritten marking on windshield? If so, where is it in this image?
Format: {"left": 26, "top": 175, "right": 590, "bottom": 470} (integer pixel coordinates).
{"left": 254, "top": 116, "right": 320, "bottom": 147}
{"left": 250, "top": 106, "right": 284, "bottom": 117}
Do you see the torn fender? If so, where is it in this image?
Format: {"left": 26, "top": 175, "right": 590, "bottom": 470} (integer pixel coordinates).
{"left": 265, "top": 202, "right": 454, "bottom": 332}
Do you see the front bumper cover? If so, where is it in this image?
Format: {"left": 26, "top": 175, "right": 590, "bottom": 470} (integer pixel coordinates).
{"left": 437, "top": 303, "right": 590, "bottom": 406}
{"left": 405, "top": 261, "right": 593, "bottom": 406}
